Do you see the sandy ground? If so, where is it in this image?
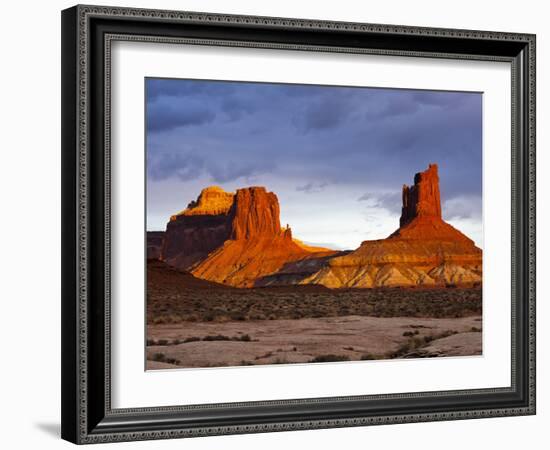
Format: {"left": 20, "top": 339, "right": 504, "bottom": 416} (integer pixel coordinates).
{"left": 146, "top": 315, "right": 482, "bottom": 369}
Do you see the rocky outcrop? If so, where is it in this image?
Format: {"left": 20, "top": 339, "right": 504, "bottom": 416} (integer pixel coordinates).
{"left": 301, "top": 240, "right": 481, "bottom": 288}
{"left": 160, "top": 186, "right": 236, "bottom": 268}
{"left": 392, "top": 164, "right": 473, "bottom": 244}
{"left": 301, "top": 164, "right": 482, "bottom": 288}
{"left": 161, "top": 186, "right": 337, "bottom": 287}
{"left": 161, "top": 187, "right": 235, "bottom": 269}
{"left": 191, "top": 187, "right": 337, "bottom": 287}
{"left": 230, "top": 187, "right": 284, "bottom": 240}
{"left": 176, "top": 186, "right": 234, "bottom": 217}
{"left": 400, "top": 163, "right": 441, "bottom": 227}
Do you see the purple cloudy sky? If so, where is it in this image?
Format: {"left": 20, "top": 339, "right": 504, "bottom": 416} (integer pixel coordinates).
{"left": 146, "top": 78, "right": 483, "bottom": 250}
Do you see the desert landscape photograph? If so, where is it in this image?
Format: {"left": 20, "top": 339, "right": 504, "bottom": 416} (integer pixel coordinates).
{"left": 145, "top": 78, "right": 483, "bottom": 370}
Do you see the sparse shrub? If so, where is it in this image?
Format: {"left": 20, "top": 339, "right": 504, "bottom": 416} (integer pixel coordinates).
{"left": 230, "top": 312, "right": 246, "bottom": 321}
{"left": 437, "top": 330, "right": 458, "bottom": 339}
{"left": 310, "top": 354, "right": 351, "bottom": 363}
{"left": 248, "top": 313, "right": 263, "bottom": 320}
{"left": 240, "top": 360, "right": 255, "bottom": 366}
{"left": 203, "top": 334, "right": 231, "bottom": 341}
{"left": 164, "top": 357, "right": 181, "bottom": 365}
{"left": 471, "top": 326, "right": 482, "bottom": 332}
{"left": 150, "top": 353, "right": 181, "bottom": 365}
{"left": 151, "top": 352, "right": 165, "bottom": 362}
{"left": 255, "top": 351, "right": 273, "bottom": 360}
{"left": 183, "top": 336, "right": 201, "bottom": 343}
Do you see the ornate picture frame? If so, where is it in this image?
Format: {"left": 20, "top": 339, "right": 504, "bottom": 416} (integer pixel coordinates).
{"left": 61, "top": 5, "right": 536, "bottom": 444}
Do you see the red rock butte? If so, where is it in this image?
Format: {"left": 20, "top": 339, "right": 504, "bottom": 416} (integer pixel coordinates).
{"left": 400, "top": 163, "right": 442, "bottom": 226}
{"left": 301, "top": 164, "right": 482, "bottom": 288}
{"left": 389, "top": 164, "right": 474, "bottom": 244}
{"left": 152, "top": 163, "right": 482, "bottom": 288}
{"left": 160, "top": 185, "right": 335, "bottom": 287}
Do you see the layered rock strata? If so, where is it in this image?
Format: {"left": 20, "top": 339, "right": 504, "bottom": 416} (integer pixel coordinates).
{"left": 301, "top": 164, "right": 482, "bottom": 288}
{"left": 161, "top": 187, "right": 235, "bottom": 270}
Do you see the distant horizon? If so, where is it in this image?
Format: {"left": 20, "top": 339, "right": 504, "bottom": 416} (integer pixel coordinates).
{"left": 146, "top": 78, "right": 483, "bottom": 249}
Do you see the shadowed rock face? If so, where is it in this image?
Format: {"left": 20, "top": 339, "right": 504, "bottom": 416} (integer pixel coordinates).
{"left": 147, "top": 231, "right": 165, "bottom": 260}
{"left": 160, "top": 186, "right": 236, "bottom": 269}
{"left": 301, "top": 164, "right": 482, "bottom": 288}
{"left": 161, "top": 215, "right": 233, "bottom": 271}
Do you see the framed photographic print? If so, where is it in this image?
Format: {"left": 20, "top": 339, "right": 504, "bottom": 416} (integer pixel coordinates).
{"left": 61, "top": 5, "right": 536, "bottom": 444}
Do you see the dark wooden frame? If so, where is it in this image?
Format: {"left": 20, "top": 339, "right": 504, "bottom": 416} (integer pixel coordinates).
{"left": 61, "top": 4, "right": 536, "bottom": 444}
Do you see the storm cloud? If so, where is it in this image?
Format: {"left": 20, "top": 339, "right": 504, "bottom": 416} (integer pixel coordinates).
{"left": 146, "top": 78, "right": 483, "bottom": 247}
{"left": 357, "top": 191, "right": 403, "bottom": 215}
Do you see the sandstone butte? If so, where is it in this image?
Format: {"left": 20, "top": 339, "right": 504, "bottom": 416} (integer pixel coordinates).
{"left": 160, "top": 186, "right": 336, "bottom": 287}
{"left": 154, "top": 164, "right": 482, "bottom": 289}
{"left": 299, "top": 164, "right": 483, "bottom": 288}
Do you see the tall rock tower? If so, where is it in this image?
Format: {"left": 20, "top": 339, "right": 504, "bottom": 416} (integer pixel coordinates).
{"left": 400, "top": 163, "right": 442, "bottom": 227}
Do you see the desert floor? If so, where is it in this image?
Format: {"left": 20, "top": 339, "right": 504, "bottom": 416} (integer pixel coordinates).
{"left": 146, "top": 314, "right": 482, "bottom": 369}
{"left": 146, "top": 261, "right": 482, "bottom": 369}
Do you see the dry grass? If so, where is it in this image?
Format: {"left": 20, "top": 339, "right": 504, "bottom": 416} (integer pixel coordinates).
{"left": 387, "top": 329, "right": 460, "bottom": 358}
{"left": 147, "top": 334, "right": 254, "bottom": 346}
{"left": 147, "top": 285, "right": 482, "bottom": 324}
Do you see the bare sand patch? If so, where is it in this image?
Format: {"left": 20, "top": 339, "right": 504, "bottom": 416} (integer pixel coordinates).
{"left": 146, "top": 315, "right": 481, "bottom": 369}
